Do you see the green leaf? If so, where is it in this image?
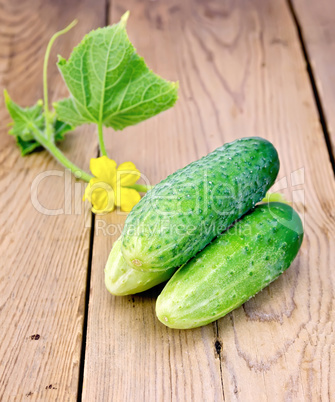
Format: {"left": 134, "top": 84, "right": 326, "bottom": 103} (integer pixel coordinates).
{"left": 16, "top": 137, "right": 42, "bottom": 156}
{"left": 54, "top": 12, "right": 178, "bottom": 131}
{"left": 4, "top": 90, "right": 73, "bottom": 155}
{"left": 54, "top": 119, "right": 73, "bottom": 141}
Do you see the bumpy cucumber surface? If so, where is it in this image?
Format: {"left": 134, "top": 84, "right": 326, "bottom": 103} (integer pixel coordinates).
{"left": 156, "top": 203, "right": 303, "bottom": 329}
{"left": 122, "top": 137, "right": 279, "bottom": 271}
{"left": 105, "top": 239, "right": 176, "bottom": 296}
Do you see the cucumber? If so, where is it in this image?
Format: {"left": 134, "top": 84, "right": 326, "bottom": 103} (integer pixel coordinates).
{"left": 156, "top": 203, "right": 303, "bottom": 329}
{"left": 122, "top": 137, "right": 279, "bottom": 271}
{"left": 105, "top": 238, "right": 176, "bottom": 296}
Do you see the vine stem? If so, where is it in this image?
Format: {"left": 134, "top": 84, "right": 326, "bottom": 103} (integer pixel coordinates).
{"left": 43, "top": 19, "right": 78, "bottom": 141}
{"left": 29, "top": 124, "right": 93, "bottom": 182}
{"left": 39, "top": 19, "right": 93, "bottom": 182}
{"left": 28, "top": 123, "right": 153, "bottom": 190}
{"left": 128, "top": 184, "right": 154, "bottom": 192}
{"left": 98, "top": 121, "right": 108, "bottom": 156}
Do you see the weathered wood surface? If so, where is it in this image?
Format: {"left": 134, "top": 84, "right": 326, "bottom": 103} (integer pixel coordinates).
{"left": 292, "top": 0, "right": 335, "bottom": 157}
{"left": 83, "top": 0, "right": 335, "bottom": 401}
{"left": 0, "top": 0, "right": 104, "bottom": 399}
{"left": 1, "top": 0, "right": 335, "bottom": 400}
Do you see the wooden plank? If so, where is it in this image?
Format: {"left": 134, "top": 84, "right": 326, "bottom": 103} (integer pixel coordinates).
{"left": 292, "top": 0, "right": 335, "bottom": 158}
{"left": 83, "top": 0, "right": 335, "bottom": 400}
{"left": 0, "top": 0, "right": 105, "bottom": 399}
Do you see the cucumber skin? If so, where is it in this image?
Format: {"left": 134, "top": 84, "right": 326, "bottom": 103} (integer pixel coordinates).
{"left": 156, "top": 203, "right": 303, "bottom": 329}
{"left": 122, "top": 137, "right": 279, "bottom": 271}
{"left": 105, "top": 239, "right": 176, "bottom": 296}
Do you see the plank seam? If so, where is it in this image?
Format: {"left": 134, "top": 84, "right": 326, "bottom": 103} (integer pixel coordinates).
{"left": 105, "top": 0, "right": 110, "bottom": 27}
{"left": 77, "top": 2, "right": 110, "bottom": 397}
{"left": 77, "top": 211, "right": 96, "bottom": 402}
{"left": 215, "top": 321, "right": 226, "bottom": 401}
{"left": 287, "top": 0, "right": 335, "bottom": 175}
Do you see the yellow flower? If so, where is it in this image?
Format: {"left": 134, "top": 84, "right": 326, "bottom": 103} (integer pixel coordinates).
{"left": 84, "top": 156, "right": 141, "bottom": 214}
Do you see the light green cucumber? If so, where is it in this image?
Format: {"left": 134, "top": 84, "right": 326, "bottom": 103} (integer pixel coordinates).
{"left": 105, "top": 238, "right": 176, "bottom": 296}
{"left": 122, "top": 137, "right": 279, "bottom": 272}
{"left": 156, "top": 202, "right": 303, "bottom": 329}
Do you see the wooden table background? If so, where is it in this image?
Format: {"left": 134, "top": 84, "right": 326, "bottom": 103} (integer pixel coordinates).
{"left": 0, "top": 0, "right": 334, "bottom": 400}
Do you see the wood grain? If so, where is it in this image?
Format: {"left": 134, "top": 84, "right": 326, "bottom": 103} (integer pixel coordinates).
{"left": 83, "top": 0, "right": 335, "bottom": 400}
{"left": 0, "top": 0, "right": 105, "bottom": 399}
{"left": 292, "top": 0, "right": 335, "bottom": 159}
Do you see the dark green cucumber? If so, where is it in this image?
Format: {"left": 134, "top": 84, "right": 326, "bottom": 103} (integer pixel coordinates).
{"left": 156, "top": 203, "right": 303, "bottom": 329}
{"left": 122, "top": 137, "right": 279, "bottom": 271}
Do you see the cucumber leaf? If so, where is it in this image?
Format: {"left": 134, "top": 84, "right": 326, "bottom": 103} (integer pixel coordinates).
{"left": 4, "top": 90, "right": 73, "bottom": 155}
{"left": 54, "top": 12, "right": 178, "bottom": 131}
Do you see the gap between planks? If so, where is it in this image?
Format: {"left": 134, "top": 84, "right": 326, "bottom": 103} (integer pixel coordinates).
{"left": 77, "top": 211, "right": 96, "bottom": 402}
{"left": 287, "top": 0, "right": 335, "bottom": 175}
{"left": 76, "top": 3, "right": 111, "bottom": 398}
